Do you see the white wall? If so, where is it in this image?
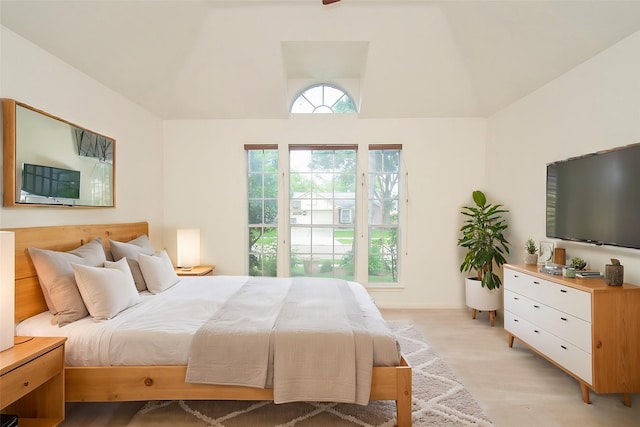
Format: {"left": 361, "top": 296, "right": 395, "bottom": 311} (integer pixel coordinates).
{"left": 487, "top": 31, "right": 640, "bottom": 284}
{"left": 0, "top": 27, "right": 165, "bottom": 244}
{"left": 163, "top": 117, "right": 487, "bottom": 308}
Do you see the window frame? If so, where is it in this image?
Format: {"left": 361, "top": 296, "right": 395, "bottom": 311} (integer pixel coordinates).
{"left": 290, "top": 83, "right": 357, "bottom": 114}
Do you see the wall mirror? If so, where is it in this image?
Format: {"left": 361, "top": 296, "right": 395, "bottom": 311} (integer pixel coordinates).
{"left": 2, "top": 99, "right": 115, "bottom": 207}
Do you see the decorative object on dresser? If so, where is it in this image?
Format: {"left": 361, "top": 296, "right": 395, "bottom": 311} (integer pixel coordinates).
{"left": 0, "top": 232, "right": 15, "bottom": 352}
{"left": 0, "top": 336, "right": 67, "bottom": 425}
{"left": 457, "top": 190, "right": 510, "bottom": 326}
{"left": 569, "top": 257, "right": 587, "bottom": 271}
{"left": 503, "top": 264, "right": 640, "bottom": 407}
{"left": 524, "top": 239, "right": 538, "bottom": 265}
{"left": 553, "top": 247, "right": 566, "bottom": 265}
{"left": 604, "top": 259, "right": 624, "bottom": 286}
{"left": 539, "top": 241, "right": 554, "bottom": 264}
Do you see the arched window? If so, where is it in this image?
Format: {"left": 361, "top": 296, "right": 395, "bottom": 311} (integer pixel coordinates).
{"left": 290, "top": 84, "right": 357, "bottom": 114}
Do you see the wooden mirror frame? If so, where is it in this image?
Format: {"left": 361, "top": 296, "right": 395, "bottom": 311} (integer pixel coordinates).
{"left": 2, "top": 98, "right": 116, "bottom": 208}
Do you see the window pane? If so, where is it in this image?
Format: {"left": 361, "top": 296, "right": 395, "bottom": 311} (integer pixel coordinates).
{"left": 290, "top": 150, "right": 311, "bottom": 173}
{"left": 303, "top": 86, "right": 323, "bottom": 106}
{"left": 248, "top": 174, "right": 263, "bottom": 198}
{"left": 264, "top": 199, "right": 278, "bottom": 224}
{"left": 264, "top": 150, "right": 278, "bottom": 173}
{"left": 264, "top": 173, "right": 278, "bottom": 198}
{"left": 248, "top": 200, "right": 263, "bottom": 224}
{"left": 248, "top": 151, "right": 263, "bottom": 172}
{"left": 324, "top": 86, "right": 343, "bottom": 106}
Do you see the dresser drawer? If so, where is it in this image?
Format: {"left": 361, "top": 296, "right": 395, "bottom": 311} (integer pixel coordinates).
{"left": 505, "top": 268, "right": 591, "bottom": 322}
{"left": 505, "top": 268, "right": 541, "bottom": 301}
{"left": 538, "top": 305, "right": 592, "bottom": 353}
{"left": 505, "top": 311, "right": 592, "bottom": 385}
{"left": 537, "top": 280, "right": 591, "bottom": 322}
{"left": 541, "top": 330, "right": 593, "bottom": 385}
{"left": 0, "top": 345, "right": 63, "bottom": 408}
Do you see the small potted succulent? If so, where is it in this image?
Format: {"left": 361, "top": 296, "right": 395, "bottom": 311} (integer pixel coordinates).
{"left": 524, "top": 239, "right": 538, "bottom": 265}
{"left": 569, "top": 257, "right": 587, "bottom": 271}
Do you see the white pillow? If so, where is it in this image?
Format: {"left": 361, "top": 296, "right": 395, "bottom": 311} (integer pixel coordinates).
{"left": 72, "top": 258, "right": 141, "bottom": 321}
{"left": 110, "top": 234, "right": 156, "bottom": 292}
{"left": 137, "top": 250, "right": 180, "bottom": 294}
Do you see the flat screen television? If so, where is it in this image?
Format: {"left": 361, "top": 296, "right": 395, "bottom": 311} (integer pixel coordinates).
{"left": 21, "top": 163, "right": 81, "bottom": 200}
{"left": 546, "top": 143, "right": 640, "bottom": 249}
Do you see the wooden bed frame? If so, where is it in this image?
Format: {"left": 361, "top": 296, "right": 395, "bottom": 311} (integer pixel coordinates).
{"left": 7, "top": 222, "right": 412, "bottom": 426}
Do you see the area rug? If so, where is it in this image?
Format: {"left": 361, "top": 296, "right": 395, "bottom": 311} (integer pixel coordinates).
{"left": 128, "top": 321, "right": 493, "bottom": 426}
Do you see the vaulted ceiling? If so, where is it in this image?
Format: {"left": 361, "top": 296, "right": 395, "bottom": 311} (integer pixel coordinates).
{"left": 2, "top": 0, "right": 640, "bottom": 119}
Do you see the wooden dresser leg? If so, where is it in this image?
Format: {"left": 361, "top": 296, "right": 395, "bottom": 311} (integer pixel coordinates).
{"left": 622, "top": 393, "right": 631, "bottom": 407}
{"left": 580, "top": 383, "right": 591, "bottom": 404}
{"left": 489, "top": 310, "right": 496, "bottom": 327}
{"left": 508, "top": 334, "right": 515, "bottom": 348}
{"left": 471, "top": 309, "right": 477, "bottom": 320}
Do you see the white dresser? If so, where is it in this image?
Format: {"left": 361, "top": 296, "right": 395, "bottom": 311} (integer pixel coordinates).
{"left": 504, "top": 264, "right": 640, "bottom": 406}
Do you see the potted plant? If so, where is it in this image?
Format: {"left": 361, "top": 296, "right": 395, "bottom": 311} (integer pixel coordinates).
{"left": 458, "top": 190, "right": 510, "bottom": 326}
{"left": 524, "top": 239, "right": 538, "bottom": 265}
{"left": 569, "top": 257, "right": 587, "bottom": 271}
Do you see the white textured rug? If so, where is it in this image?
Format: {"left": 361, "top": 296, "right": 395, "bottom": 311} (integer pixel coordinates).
{"left": 128, "top": 321, "right": 493, "bottom": 426}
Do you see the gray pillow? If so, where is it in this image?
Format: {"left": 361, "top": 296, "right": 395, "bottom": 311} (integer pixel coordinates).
{"left": 110, "top": 234, "right": 155, "bottom": 292}
{"left": 28, "top": 238, "right": 106, "bottom": 326}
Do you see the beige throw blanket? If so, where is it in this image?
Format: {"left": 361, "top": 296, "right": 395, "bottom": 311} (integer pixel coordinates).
{"left": 185, "top": 277, "right": 290, "bottom": 387}
{"left": 185, "top": 277, "right": 373, "bottom": 405}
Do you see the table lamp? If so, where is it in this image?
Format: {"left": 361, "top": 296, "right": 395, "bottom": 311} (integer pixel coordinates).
{"left": 1, "top": 231, "right": 15, "bottom": 352}
{"left": 177, "top": 228, "right": 200, "bottom": 271}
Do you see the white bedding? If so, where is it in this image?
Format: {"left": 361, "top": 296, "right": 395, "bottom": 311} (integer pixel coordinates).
{"left": 16, "top": 275, "right": 401, "bottom": 368}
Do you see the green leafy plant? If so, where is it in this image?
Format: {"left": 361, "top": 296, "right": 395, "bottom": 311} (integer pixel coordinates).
{"left": 570, "top": 257, "right": 587, "bottom": 270}
{"left": 525, "top": 238, "right": 538, "bottom": 254}
{"left": 458, "top": 190, "right": 510, "bottom": 290}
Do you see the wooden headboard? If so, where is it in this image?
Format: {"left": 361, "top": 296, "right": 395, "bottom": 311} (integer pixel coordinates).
{"left": 1, "top": 222, "right": 149, "bottom": 322}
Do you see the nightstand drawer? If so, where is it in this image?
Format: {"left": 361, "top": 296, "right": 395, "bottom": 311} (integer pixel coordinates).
{"left": 0, "top": 345, "right": 63, "bottom": 409}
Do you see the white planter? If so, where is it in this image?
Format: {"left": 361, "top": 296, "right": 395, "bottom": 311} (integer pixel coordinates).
{"left": 465, "top": 277, "right": 502, "bottom": 311}
{"left": 524, "top": 253, "right": 538, "bottom": 265}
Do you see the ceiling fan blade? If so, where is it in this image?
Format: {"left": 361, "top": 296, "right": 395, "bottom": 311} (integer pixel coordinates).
{"left": 322, "top": 0, "right": 341, "bottom": 5}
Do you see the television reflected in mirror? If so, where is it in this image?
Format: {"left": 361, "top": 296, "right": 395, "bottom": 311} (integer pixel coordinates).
{"left": 2, "top": 99, "right": 115, "bottom": 207}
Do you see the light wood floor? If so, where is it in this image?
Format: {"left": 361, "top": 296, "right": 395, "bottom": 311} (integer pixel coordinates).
{"left": 60, "top": 308, "right": 639, "bottom": 426}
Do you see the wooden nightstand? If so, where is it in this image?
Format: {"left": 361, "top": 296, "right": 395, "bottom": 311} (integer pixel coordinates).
{"left": 174, "top": 265, "right": 215, "bottom": 276}
{"left": 0, "top": 336, "right": 66, "bottom": 426}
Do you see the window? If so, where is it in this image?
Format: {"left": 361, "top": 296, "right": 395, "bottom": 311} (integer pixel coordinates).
{"left": 245, "top": 144, "right": 403, "bottom": 286}
{"left": 368, "top": 145, "right": 401, "bottom": 283}
{"left": 339, "top": 208, "right": 353, "bottom": 224}
{"left": 289, "top": 146, "right": 357, "bottom": 279}
{"left": 290, "top": 84, "right": 357, "bottom": 114}
{"left": 246, "top": 146, "right": 279, "bottom": 276}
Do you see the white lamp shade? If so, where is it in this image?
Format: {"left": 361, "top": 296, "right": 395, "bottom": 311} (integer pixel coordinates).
{"left": 0, "top": 231, "right": 15, "bottom": 352}
{"left": 177, "top": 228, "right": 200, "bottom": 268}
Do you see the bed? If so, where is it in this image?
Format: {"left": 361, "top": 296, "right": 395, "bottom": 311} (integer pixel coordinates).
{"left": 8, "top": 222, "right": 412, "bottom": 426}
